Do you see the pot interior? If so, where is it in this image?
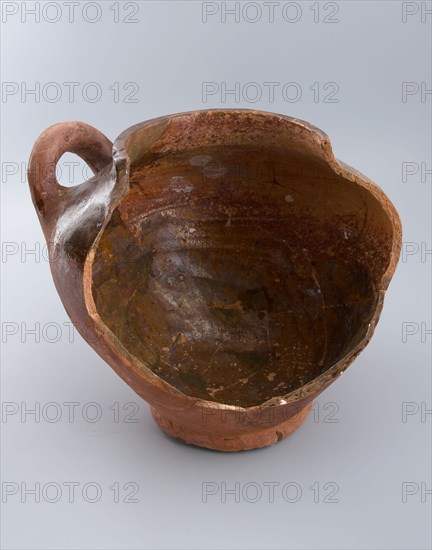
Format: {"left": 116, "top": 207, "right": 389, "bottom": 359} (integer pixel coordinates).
{"left": 91, "top": 112, "right": 392, "bottom": 407}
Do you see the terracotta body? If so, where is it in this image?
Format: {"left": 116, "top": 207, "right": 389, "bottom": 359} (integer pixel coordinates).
{"left": 28, "top": 110, "right": 402, "bottom": 451}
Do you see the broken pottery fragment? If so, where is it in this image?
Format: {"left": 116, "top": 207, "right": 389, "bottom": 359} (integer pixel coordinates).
{"left": 28, "top": 110, "right": 401, "bottom": 451}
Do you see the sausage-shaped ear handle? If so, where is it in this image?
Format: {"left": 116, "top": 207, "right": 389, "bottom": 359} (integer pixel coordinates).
{"left": 28, "top": 121, "right": 113, "bottom": 221}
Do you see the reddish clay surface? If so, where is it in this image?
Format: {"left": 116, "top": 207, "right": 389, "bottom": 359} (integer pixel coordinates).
{"left": 28, "top": 110, "right": 402, "bottom": 451}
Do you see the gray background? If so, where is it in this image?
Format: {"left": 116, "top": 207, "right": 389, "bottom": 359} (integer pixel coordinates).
{"left": 1, "top": 1, "right": 431, "bottom": 549}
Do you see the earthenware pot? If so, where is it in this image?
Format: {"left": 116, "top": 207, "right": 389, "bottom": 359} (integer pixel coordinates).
{"left": 28, "top": 110, "right": 401, "bottom": 451}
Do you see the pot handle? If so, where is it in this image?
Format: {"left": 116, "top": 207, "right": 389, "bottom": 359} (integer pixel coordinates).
{"left": 28, "top": 121, "right": 113, "bottom": 222}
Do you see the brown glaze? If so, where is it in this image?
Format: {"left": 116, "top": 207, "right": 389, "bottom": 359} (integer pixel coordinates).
{"left": 28, "top": 110, "right": 402, "bottom": 451}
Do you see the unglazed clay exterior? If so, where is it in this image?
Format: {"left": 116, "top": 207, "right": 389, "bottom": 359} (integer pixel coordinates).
{"left": 28, "top": 110, "right": 402, "bottom": 451}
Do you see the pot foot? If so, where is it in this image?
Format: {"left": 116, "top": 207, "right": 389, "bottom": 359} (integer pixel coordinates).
{"left": 150, "top": 402, "right": 313, "bottom": 452}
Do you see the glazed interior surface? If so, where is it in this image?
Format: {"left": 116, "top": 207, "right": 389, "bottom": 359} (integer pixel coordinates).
{"left": 92, "top": 120, "right": 390, "bottom": 407}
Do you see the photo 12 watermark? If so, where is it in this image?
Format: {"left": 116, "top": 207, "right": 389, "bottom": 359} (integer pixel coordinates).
{"left": 201, "top": 81, "right": 340, "bottom": 104}
{"left": 200, "top": 400, "right": 340, "bottom": 426}
{"left": 2, "top": 481, "right": 140, "bottom": 504}
{"left": 401, "top": 482, "right": 431, "bottom": 503}
{"left": 1, "top": 2, "right": 140, "bottom": 24}
{"left": 401, "top": 402, "right": 431, "bottom": 423}
{"left": 1, "top": 401, "right": 142, "bottom": 424}
{"left": 402, "top": 161, "right": 431, "bottom": 183}
{"left": 201, "top": 2, "right": 340, "bottom": 24}
{"left": 401, "top": 2, "right": 432, "bottom": 23}
{"left": 1, "top": 81, "right": 140, "bottom": 104}
{"left": 2, "top": 159, "right": 94, "bottom": 185}
{"left": 401, "top": 242, "right": 431, "bottom": 263}
{"left": 1, "top": 319, "right": 159, "bottom": 348}
{"left": 401, "top": 322, "right": 431, "bottom": 343}
{"left": 401, "top": 82, "right": 431, "bottom": 103}
{"left": 202, "top": 481, "right": 340, "bottom": 503}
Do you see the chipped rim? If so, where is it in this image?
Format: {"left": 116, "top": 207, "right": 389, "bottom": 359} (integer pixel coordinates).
{"left": 84, "top": 109, "right": 402, "bottom": 413}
